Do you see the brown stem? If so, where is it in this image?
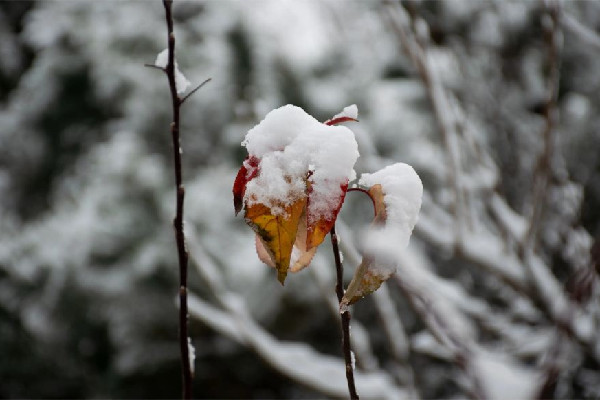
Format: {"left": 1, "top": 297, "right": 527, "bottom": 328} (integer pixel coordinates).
{"left": 330, "top": 225, "right": 359, "bottom": 400}
{"left": 525, "top": 0, "right": 561, "bottom": 251}
{"left": 161, "top": 0, "right": 192, "bottom": 398}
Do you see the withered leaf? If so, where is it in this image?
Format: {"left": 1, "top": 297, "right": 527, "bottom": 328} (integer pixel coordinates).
{"left": 245, "top": 198, "right": 306, "bottom": 284}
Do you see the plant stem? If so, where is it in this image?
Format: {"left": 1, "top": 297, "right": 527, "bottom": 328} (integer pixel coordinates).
{"left": 161, "top": 0, "right": 192, "bottom": 398}
{"left": 330, "top": 225, "right": 359, "bottom": 400}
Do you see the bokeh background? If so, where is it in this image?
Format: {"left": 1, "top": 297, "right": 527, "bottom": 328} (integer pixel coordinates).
{"left": 1, "top": 1, "right": 600, "bottom": 398}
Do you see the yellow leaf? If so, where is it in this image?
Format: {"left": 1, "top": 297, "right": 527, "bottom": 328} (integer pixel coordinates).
{"left": 245, "top": 199, "right": 306, "bottom": 284}
{"left": 305, "top": 220, "right": 332, "bottom": 251}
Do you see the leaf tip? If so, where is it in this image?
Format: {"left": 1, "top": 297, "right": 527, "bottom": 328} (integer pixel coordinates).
{"left": 277, "top": 270, "right": 287, "bottom": 285}
{"left": 234, "top": 197, "right": 243, "bottom": 216}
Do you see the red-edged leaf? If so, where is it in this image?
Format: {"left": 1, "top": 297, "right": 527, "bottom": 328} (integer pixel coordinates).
{"left": 305, "top": 181, "right": 348, "bottom": 250}
{"left": 324, "top": 116, "right": 359, "bottom": 126}
{"left": 233, "top": 155, "right": 259, "bottom": 215}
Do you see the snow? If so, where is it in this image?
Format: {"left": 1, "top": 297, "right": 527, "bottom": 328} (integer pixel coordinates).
{"left": 242, "top": 105, "right": 359, "bottom": 220}
{"left": 154, "top": 49, "right": 169, "bottom": 68}
{"left": 332, "top": 104, "right": 358, "bottom": 120}
{"left": 359, "top": 163, "right": 423, "bottom": 276}
{"left": 360, "top": 163, "right": 422, "bottom": 238}
{"left": 5, "top": 2, "right": 599, "bottom": 398}
{"left": 473, "top": 351, "right": 539, "bottom": 400}
{"left": 187, "top": 337, "right": 196, "bottom": 375}
{"left": 154, "top": 48, "right": 191, "bottom": 95}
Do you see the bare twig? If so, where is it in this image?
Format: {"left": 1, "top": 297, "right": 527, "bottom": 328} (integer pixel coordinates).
{"left": 144, "top": 63, "right": 166, "bottom": 71}
{"left": 181, "top": 77, "right": 212, "bottom": 105}
{"left": 159, "top": 0, "right": 193, "bottom": 397}
{"left": 525, "top": 0, "right": 561, "bottom": 251}
{"left": 330, "top": 225, "right": 359, "bottom": 400}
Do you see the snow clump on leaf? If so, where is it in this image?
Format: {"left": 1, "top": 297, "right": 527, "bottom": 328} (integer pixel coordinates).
{"left": 241, "top": 104, "right": 358, "bottom": 220}
{"left": 234, "top": 104, "right": 359, "bottom": 284}
{"left": 342, "top": 163, "right": 423, "bottom": 307}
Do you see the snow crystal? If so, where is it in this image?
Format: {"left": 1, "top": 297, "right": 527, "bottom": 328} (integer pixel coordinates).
{"left": 332, "top": 104, "right": 358, "bottom": 120}
{"left": 154, "top": 48, "right": 191, "bottom": 95}
{"left": 242, "top": 105, "right": 359, "bottom": 220}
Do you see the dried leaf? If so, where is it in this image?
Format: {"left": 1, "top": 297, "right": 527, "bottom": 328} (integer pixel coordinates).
{"left": 245, "top": 198, "right": 306, "bottom": 284}
{"left": 235, "top": 106, "right": 361, "bottom": 283}
{"left": 290, "top": 246, "right": 318, "bottom": 272}
{"left": 255, "top": 234, "right": 275, "bottom": 268}
{"left": 368, "top": 184, "right": 387, "bottom": 225}
{"left": 341, "top": 184, "right": 390, "bottom": 307}
{"left": 341, "top": 257, "right": 393, "bottom": 309}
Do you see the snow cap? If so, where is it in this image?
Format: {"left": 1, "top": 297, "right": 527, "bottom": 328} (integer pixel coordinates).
{"left": 242, "top": 105, "right": 359, "bottom": 220}
{"left": 360, "top": 163, "right": 423, "bottom": 275}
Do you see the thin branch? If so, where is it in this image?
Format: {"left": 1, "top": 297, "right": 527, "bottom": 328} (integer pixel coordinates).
{"left": 181, "top": 77, "right": 212, "bottom": 105}
{"left": 159, "top": 0, "right": 192, "bottom": 398}
{"left": 330, "top": 225, "right": 359, "bottom": 400}
{"left": 144, "top": 63, "right": 166, "bottom": 71}
{"left": 525, "top": 0, "right": 561, "bottom": 250}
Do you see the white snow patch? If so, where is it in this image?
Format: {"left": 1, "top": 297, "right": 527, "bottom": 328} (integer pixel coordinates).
{"left": 359, "top": 163, "right": 423, "bottom": 275}
{"left": 155, "top": 48, "right": 191, "bottom": 95}
{"left": 360, "top": 163, "right": 423, "bottom": 237}
{"left": 242, "top": 105, "right": 359, "bottom": 220}
{"left": 332, "top": 104, "right": 358, "bottom": 120}
{"left": 154, "top": 49, "right": 169, "bottom": 68}
{"left": 473, "top": 351, "right": 539, "bottom": 400}
{"left": 187, "top": 337, "right": 196, "bottom": 375}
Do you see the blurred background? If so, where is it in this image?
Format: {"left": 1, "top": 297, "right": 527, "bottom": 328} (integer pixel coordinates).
{"left": 1, "top": 0, "right": 600, "bottom": 398}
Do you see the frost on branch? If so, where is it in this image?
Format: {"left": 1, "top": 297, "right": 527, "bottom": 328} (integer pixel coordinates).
{"left": 342, "top": 163, "right": 423, "bottom": 307}
{"left": 233, "top": 105, "right": 359, "bottom": 284}
{"left": 154, "top": 48, "right": 191, "bottom": 94}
